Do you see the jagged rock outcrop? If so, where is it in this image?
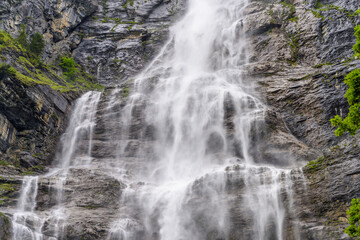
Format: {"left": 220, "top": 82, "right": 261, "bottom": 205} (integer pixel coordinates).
{"left": 0, "top": 0, "right": 186, "bottom": 85}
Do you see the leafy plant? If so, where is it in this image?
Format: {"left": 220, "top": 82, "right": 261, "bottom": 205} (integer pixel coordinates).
{"left": 331, "top": 69, "right": 360, "bottom": 136}
{"left": 59, "top": 57, "right": 78, "bottom": 80}
{"left": 354, "top": 25, "right": 360, "bottom": 58}
{"left": 122, "top": 87, "right": 129, "bottom": 98}
{"left": 29, "top": 32, "right": 45, "bottom": 55}
{"left": 0, "top": 63, "right": 13, "bottom": 80}
{"left": 331, "top": 25, "right": 360, "bottom": 136}
{"left": 345, "top": 198, "right": 360, "bottom": 239}
{"left": 17, "top": 25, "right": 28, "bottom": 49}
{"left": 305, "top": 156, "right": 325, "bottom": 173}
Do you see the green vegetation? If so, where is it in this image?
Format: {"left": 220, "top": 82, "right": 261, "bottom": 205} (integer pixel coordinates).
{"left": 279, "top": 1, "right": 297, "bottom": 23}
{"left": 310, "top": 9, "right": 325, "bottom": 19}
{"left": 29, "top": 32, "right": 45, "bottom": 55}
{"left": 0, "top": 184, "right": 14, "bottom": 194}
{"left": 122, "top": 87, "right": 129, "bottom": 98}
{"left": 354, "top": 25, "right": 360, "bottom": 58}
{"left": 311, "top": 3, "right": 359, "bottom": 22}
{"left": 0, "top": 63, "right": 12, "bottom": 80}
{"left": 0, "top": 30, "right": 103, "bottom": 92}
{"left": 20, "top": 171, "right": 34, "bottom": 176}
{"left": 17, "top": 25, "right": 28, "bottom": 49}
{"left": 85, "top": 205, "right": 99, "bottom": 210}
{"left": 168, "top": 4, "right": 176, "bottom": 15}
{"left": 305, "top": 156, "right": 325, "bottom": 173}
{"left": 102, "top": 0, "right": 108, "bottom": 15}
{"left": 280, "top": 1, "right": 295, "bottom": 13}
{"left": 313, "top": 62, "right": 332, "bottom": 68}
{"left": 16, "top": 26, "right": 44, "bottom": 56}
{"left": 59, "top": 57, "right": 78, "bottom": 80}
{"left": 330, "top": 25, "right": 360, "bottom": 136}
{"left": 288, "top": 33, "right": 299, "bottom": 63}
{"left": 30, "top": 165, "right": 44, "bottom": 172}
{"left": 287, "top": 16, "right": 299, "bottom": 22}
{"left": 345, "top": 198, "right": 360, "bottom": 239}
{"left": 122, "top": 0, "right": 134, "bottom": 8}
{"left": 0, "top": 160, "right": 8, "bottom": 166}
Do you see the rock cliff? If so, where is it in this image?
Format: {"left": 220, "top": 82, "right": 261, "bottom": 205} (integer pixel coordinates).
{"left": 0, "top": 0, "right": 360, "bottom": 239}
{"left": 244, "top": 0, "right": 360, "bottom": 238}
{"left": 0, "top": 1, "right": 185, "bottom": 237}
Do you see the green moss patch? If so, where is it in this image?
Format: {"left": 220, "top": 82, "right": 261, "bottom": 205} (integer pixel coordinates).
{"left": 0, "top": 30, "right": 104, "bottom": 93}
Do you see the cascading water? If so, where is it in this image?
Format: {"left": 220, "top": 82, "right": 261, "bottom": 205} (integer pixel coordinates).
{"left": 10, "top": 91, "right": 101, "bottom": 239}
{"left": 8, "top": 0, "right": 308, "bottom": 239}
{"left": 12, "top": 176, "right": 43, "bottom": 240}
{"left": 107, "top": 0, "right": 303, "bottom": 239}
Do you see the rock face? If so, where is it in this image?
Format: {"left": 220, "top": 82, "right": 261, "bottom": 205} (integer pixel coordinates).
{"left": 243, "top": 0, "right": 360, "bottom": 238}
{"left": 0, "top": 0, "right": 360, "bottom": 239}
{"left": 0, "top": 75, "right": 78, "bottom": 220}
{"left": 301, "top": 135, "right": 360, "bottom": 240}
{"left": 0, "top": 213, "right": 11, "bottom": 240}
{"left": 0, "top": 0, "right": 184, "bottom": 225}
{"left": 0, "top": 0, "right": 186, "bottom": 85}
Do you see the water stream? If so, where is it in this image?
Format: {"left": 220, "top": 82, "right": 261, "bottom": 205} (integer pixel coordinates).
{"left": 108, "top": 0, "right": 302, "bottom": 239}
{"left": 10, "top": 91, "right": 101, "bottom": 240}
{"left": 9, "top": 0, "right": 307, "bottom": 239}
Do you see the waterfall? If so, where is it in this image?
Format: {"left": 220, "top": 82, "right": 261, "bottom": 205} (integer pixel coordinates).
{"left": 108, "top": 0, "right": 302, "bottom": 239}
{"left": 12, "top": 176, "right": 44, "bottom": 240}
{"left": 10, "top": 91, "right": 101, "bottom": 240}
{"left": 9, "top": 0, "right": 307, "bottom": 239}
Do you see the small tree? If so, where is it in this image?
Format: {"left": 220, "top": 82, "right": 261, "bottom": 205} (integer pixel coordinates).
{"left": 29, "top": 32, "right": 45, "bottom": 55}
{"left": 345, "top": 198, "right": 360, "bottom": 239}
{"left": 0, "top": 63, "right": 14, "bottom": 80}
{"left": 17, "top": 25, "right": 28, "bottom": 49}
{"left": 353, "top": 25, "right": 360, "bottom": 58}
{"left": 331, "top": 69, "right": 360, "bottom": 136}
{"left": 331, "top": 25, "right": 360, "bottom": 136}
{"left": 59, "top": 57, "right": 78, "bottom": 80}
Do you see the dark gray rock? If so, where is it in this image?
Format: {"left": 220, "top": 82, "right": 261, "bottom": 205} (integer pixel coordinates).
{"left": 0, "top": 213, "right": 11, "bottom": 240}
{"left": 0, "top": 0, "right": 186, "bottom": 86}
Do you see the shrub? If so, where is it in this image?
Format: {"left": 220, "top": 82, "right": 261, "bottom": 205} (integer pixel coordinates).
{"left": 0, "top": 63, "right": 12, "bottom": 80}
{"left": 345, "top": 198, "right": 360, "bottom": 239}
{"left": 331, "top": 69, "right": 360, "bottom": 136}
{"left": 29, "top": 32, "right": 45, "bottom": 55}
{"left": 17, "top": 25, "right": 28, "bottom": 49}
{"left": 354, "top": 25, "right": 360, "bottom": 58}
{"left": 59, "top": 57, "right": 78, "bottom": 80}
{"left": 356, "top": 8, "right": 360, "bottom": 15}
{"left": 331, "top": 25, "right": 360, "bottom": 136}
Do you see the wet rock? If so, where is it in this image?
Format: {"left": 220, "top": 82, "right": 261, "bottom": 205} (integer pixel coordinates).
{"left": 0, "top": 213, "right": 11, "bottom": 240}
{"left": 0, "top": 76, "right": 76, "bottom": 171}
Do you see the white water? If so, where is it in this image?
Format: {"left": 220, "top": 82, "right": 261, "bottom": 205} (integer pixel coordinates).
{"left": 108, "top": 0, "right": 300, "bottom": 239}
{"left": 9, "top": 0, "right": 307, "bottom": 239}
{"left": 10, "top": 91, "right": 101, "bottom": 240}
{"left": 56, "top": 91, "right": 102, "bottom": 168}
{"left": 12, "top": 176, "right": 44, "bottom": 240}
